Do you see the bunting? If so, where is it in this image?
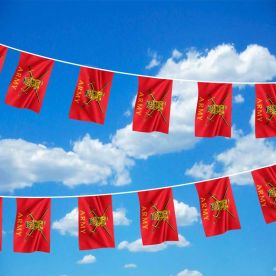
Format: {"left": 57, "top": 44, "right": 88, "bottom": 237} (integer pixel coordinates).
{"left": 69, "top": 67, "right": 114, "bottom": 124}
{"left": 0, "top": 45, "right": 8, "bottom": 72}
{"left": 78, "top": 196, "right": 115, "bottom": 250}
{"left": 195, "top": 177, "right": 241, "bottom": 237}
{"left": 138, "top": 188, "right": 178, "bottom": 245}
{"left": 13, "top": 198, "right": 51, "bottom": 253}
{"left": 133, "top": 76, "right": 173, "bottom": 134}
{"left": 251, "top": 165, "right": 276, "bottom": 223}
{"left": 255, "top": 84, "right": 276, "bottom": 138}
{"left": 195, "top": 82, "right": 232, "bottom": 137}
{"left": 5, "top": 53, "right": 54, "bottom": 113}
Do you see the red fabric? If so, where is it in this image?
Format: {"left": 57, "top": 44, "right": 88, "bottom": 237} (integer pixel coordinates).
{"left": 195, "top": 177, "right": 241, "bottom": 237}
{"left": 255, "top": 84, "right": 276, "bottom": 138}
{"left": 5, "top": 52, "right": 54, "bottom": 113}
{"left": 138, "top": 188, "right": 178, "bottom": 245}
{"left": 0, "top": 45, "right": 8, "bottom": 72}
{"left": 195, "top": 82, "right": 232, "bottom": 137}
{"left": 0, "top": 198, "right": 2, "bottom": 251}
{"left": 133, "top": 76, "right": 173, "bottom": 134}
{"left": 251, "top": 165, "right": 276, "bottom": 223}
{"left": 69, "top": 67, "right": 114, "bottom": 124}
{"left": 14, "top": 198, "right": 51, "bottom": 253}
{"left": 78, "top": 196, "right": 115, "bottom": 250}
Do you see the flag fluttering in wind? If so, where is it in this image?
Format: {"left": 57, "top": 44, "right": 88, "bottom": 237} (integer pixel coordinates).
{"left": 138, "top": 188, "right": 178, "bottom": 245}
{"left": 78, "top": 196, "right": 115, "bottom": 250}
{"left": 195, "top": 82, "right": 232, "bottom": 137}
{"left": 69, "top": 67, "right": 114, "bottom": 124}
{"left": 5, "top": 53, "right": 54, "bottom": 113}
{"left": 13, "top": 198, "right": 51, "bottom": 253}
{"left": 255, "top": 84, "right": 276, "bottom": 138}
{"left": 0, "top": 45, "right": 8, "bottom": 72}
{"left": 133, "top": 76, "right": 173, "bottom": 134}
{"left": 195, "top": 177, "right": 240, "bottom": 237}
{"left": 251, "top": 165, "right": 276, "bottom": 223}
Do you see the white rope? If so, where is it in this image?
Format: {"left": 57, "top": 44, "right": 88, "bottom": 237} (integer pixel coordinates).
{"left": 1, "top": 43, "right": 276, "bottom": 85}
{"left": 0, "top": 162, "right": 274, "bottom": 199}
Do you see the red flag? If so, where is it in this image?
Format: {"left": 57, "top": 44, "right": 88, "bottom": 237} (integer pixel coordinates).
{"left": 255, "top": 84, "right": 276, "bottom": 138}
{"left": 138, "top": 188, "right": 178, "bottom": 245}
{"left": 69, "top": 67, "right": 114, "bottom": 124}
{"left": 133, "top": 76, "right": 173, "bottom": 134}
{"left": 195, "top": 177, "right": 241, "bottom": 237}
{"left": 0, "top": 45, "right": 8, "bottom": 72}
{"left": 14, "top": 198, "right": 51, "bottom": 253}
{"left": 5, "top": 52, "right": 54, "bottom": 113}
{"left": 195, "top": 82, "right": 232, "bottom": 137}
{"left": 78, "top": 196, "right": 115, "bottom": 250}
{"left": 0, "top": 198, "right": 2, "bottom": 251}
{"left": 251, "top": 165, "right": 276, "bottom": 223}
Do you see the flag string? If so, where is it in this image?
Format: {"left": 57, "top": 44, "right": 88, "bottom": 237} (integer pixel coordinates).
{"left": 1, "top": 42, "right": 276, "bottom": 85}
{"left": 0, "top": 162, "right": 275, "bottom": 199}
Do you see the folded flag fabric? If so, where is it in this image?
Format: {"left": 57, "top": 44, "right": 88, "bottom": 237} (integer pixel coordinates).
{"left": 195, "top": 82, "right": 232, "bottom": 137}
{"left": 69, "top": 67, "right": 114, "bottom": 124}
{"left": 133, "top": 76, "right": 173, "bottom": 134}
{"left": 195, "top": 177, "right": 241, "bottom": 237}
{"left": 5, "top": 52, "right": 54, "bottom": 113}
{"left": 0, "top": 45, "right": 8, "bottom": 72}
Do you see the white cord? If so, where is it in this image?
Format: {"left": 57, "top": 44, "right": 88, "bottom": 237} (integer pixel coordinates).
{"left": 1, "top": 43, "right": 276, "bottom": 85}
{"left": 0, "top": 163, "right": 274, "bottom": 199}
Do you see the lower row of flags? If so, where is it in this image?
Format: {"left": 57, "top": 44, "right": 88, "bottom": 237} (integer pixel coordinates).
{"left": 0, "top": 165, "right": 275, "bottom": 253}
{"left": 1, "top": 45, "right": 276, "bottom": 137}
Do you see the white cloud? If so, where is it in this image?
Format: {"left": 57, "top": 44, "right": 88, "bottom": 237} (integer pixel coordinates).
{"left": 234, "top": 94, "right": 245, "bottom": 103}
{"left": 77, "top": 255, "right": 96, "bottom": 265}
{"left": 113, "top": 208, "right": 132, "bottom": 226}
{"left": 124, "top": 264, "right": 137, "bottom": 269}
{"left": 273, "top": 267, "right": 276, "bottom": 271}
{"left": 113, "top": 44, "right": 276, "bottom": 159}
{"left": 185, "top": 111, "right": 276, "bottom": 185}
{"left": 174, "top": 199, "right": 199, "bottom": 226}
{"left": 177, "top": 269, "right": 203, "bottom": 276}
{"left": 145, "top": 50, "right": 161, "bottom": 69}
{"left": 52, "top": 208, "right": 78, "bottom": 236}
{"left": 172, "top": 49, "right": 183, "bottom": 59}
{"left": 53, "top": 207, "right": 131, "bottom": 236}
{"left": 118, "top": 234, "right": 190, "bottom": 252}
{"left": 0, "top": 134, "right": 134, "bottom": 192}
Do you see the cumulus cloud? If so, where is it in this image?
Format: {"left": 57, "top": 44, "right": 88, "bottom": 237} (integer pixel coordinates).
{"left": 124, "top": 264, "right": 137, "bottom": 269}
{"left": 52, "top": 207, "right": 131, "bottom": 236}
{"left": 118, "top": 234, "right": 190, "bottom": 252}
{"left": 0, "top": 134, "right": 134, "bottom": 192}
{"left": 77, "top": 255, "right": 96, "bottom": 265}
{"left": 177, "top": 269, "right": 203, "bottom": 276}
{"left": 174, "top": 199, "right": 199, "bottom": 226}
{"left": 113, "top": 44, "right": 276, "bottom": 159}
{"left": 145, "top": 49, "right": 161, "bottom": 69}
{"left": 185, "top": 111, "right": 276, "bottom": 185}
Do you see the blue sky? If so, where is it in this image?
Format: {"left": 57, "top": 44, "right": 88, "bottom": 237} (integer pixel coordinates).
{"left": 0, "top": 1, "right": 276, "bottom": 276}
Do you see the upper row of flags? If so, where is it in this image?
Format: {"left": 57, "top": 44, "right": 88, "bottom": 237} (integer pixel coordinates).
{"left": 0, "top": 164, "right": 275, "bottom": 253}
{"left": 1, "top": 45, "right": 276, "bottom": 138}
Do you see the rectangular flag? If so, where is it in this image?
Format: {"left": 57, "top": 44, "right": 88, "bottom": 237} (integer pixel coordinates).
{"left": 69, "top": 67, "right": 114, "bottom": 124}
{"left": 133, "top": 76, "right": 173, "bottom": 134}
{"left": 5, "top": 52, "right": 54, "bottom": 113}
{"left": 255, "top": 84, "right": 276, "bottom": 138}
{"left": 0, "top": 45, "right": 8, "bottom": 72}
{"left": 195, "top": 177, "right": 240, "bottom": 237}
{"left": 251, "top": 165, "right": 276, "bottom": 223}
{"left": 14, "top": 198, "right": 51, "bottom": 253}
{"left": 0, "top": 198, "right": 2, "bottom": 251}
{"left": 78, "top": 195, "right": 115, "bottom": 250}
{"left": 195, "top": 82, "right": 232, "bottom": 137}
{"left": 138, "top": 188, "right": 178, "bottom": 245}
